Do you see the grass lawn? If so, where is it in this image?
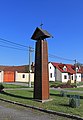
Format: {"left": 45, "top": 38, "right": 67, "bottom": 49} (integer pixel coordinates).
{"left": 49, "top": 81, "right": 62, "bottom": 87}
{"left": 64, "top": 87, "right": 83, "bottom": 91}
{"left": 0, "top": 88, "right": 83, "bottom": 117}
{"left": 2, "top": 83, "right": 29, "bottom": 88}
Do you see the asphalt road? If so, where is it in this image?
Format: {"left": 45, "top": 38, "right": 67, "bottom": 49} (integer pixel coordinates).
{"left": 0, "top": 100, "right": 76, "bottom": 120}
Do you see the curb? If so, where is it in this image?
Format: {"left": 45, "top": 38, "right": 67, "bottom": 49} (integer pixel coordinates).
{"left": 0, "top": 98, "right": 83, "bottom": 120}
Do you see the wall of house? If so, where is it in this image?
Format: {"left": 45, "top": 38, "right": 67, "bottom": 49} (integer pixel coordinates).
{"left": 48, "top": 63, "right": 55, "bottom": 81}
{"left": 70, "top": 73, "right": 81, "bottom": 83}
{"left": 15, "top": 72, "right": 34, "bottom": 82}
{"left": 62, "top": 73, "right": 69, "bottom": 82}
{"left": 56, "top": 68, "right": 62, "bottom": 82}
{"left": 76, "top": 73, "right": 81, "bottom": 82}
{"left": 70, "top": 74, "right": 75, "bottom": 83}
{"left": 0, "top": 71, "right": 4, "bottom": 83}
{"left": 81, "top": 74, "right": 83, "bottom": 81}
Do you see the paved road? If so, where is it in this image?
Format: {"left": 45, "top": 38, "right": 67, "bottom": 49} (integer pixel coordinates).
{"left": 4, "top": 87, "right": 83, "bottom": 94}
{"left": 0, "top": 100, "right": 76, "bottom": 120}
{"left": 3, "top": 82, "right": 29, "bottom": 86}
{"left": 51, "top": 88, "right": 83, "bottom": 93}
{"left": 4, "top": 82, "right": 83, "bottom": 93}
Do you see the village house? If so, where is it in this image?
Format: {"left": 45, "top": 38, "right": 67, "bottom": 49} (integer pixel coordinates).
{"left": 80, "top": 66, "right": 83, "bottom": 81}
{"left": 49, "top": 62, "right": 82, "bottom": 83}
{"left": 0, "top": 63, "right": 34, "bottom": 83}
{"left": 0, "top": 62, "right": 82, "bottom": 83}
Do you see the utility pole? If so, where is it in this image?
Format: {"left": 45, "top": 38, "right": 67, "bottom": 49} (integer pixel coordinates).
{"left": 75, "top": 59, "right": 77, "bottom": 86}
{"left": 28, "top": 46, "right": 34, "bottom": 87}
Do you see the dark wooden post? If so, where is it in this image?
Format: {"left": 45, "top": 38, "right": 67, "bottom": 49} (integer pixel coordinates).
{"left": 31, "top": 27, "right": 52, "bottom": 101}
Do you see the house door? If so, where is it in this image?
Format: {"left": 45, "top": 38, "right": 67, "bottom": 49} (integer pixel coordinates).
{"left": 71, "top": 75, "right": 73, "bottom": 80}
{"left": 4, "top": 71, "right": 15, "bottom": 82}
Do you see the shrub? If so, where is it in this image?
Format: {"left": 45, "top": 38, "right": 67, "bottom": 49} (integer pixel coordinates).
{"left": 50, "top": 81, "right": 63, "bottom": 88}
{"left": 77, "top": 82, "right": 83, "bottom": 86}
{"left": 69, "top": 95, "right": 80, "bottom": 108}
{"left": 69, "top": 98, "right": 76, "bottom": 108}
{"left": 51, "top": 83, "right": 76, "bottom": 88}
{"left": 0, "top": 84, "right": 4, "bottom": 92}
{"left": 60, "top": 91, "right": 67, "bottom": 97}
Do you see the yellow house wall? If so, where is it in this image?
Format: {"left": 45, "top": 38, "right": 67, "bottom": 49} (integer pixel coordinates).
{"left": 15, "top": 72, "right": 34, "bottom": 82}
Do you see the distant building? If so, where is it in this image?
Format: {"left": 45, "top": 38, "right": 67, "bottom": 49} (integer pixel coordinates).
{"left": 0, "top": 63, "right": 34, "bottom": 83}
{"left": 48, "top": 62, "right": 81, "bottom": 83}
{"left": 0, "top": 62, "right": 82, "bottom": 83}
{"left": 80, "top": 66, "right": 83, "bottom": 81}
{"left": 15, "top": 71, "right": 34, "bottom": 83}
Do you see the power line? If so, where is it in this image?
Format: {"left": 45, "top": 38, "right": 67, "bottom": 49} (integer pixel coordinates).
{"left": 75, "top": 60, "right": 83, "bottom": 65}
{"left": 0, "top": 37, "right": 80, "bottom": 63}
{"left": 0, "top": 44, "right": 28, "bottom": 51}
{"left": 0, "top": 43, "right": 81, "bottom": 64}
{"left": 0, "top": 37, "right": 34, "bottom": 52}
{"left": 0, "top": 37, "right": 31, "bottom": 48}
{"left": 49, "top": 54, "right": 75, "bottom": 62}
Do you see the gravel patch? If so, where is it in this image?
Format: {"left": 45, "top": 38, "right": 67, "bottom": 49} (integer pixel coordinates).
{"left": 0, "top": 100, "right": 77, "bottom": 120}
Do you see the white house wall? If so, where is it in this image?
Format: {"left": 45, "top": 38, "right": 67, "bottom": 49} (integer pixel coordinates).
{"left": 76, "top": 73, "right": 81, "bottom": 82}
{"left": 0, "top": 71, "right": 4, "bottom": 83}
{"left": 56, "top": 68, "right": 62, "bottom": 82}
{"left": 62, "top": 73, "right": 69, "bottom": 83}
{"left": 48, "top": 63, "right": 55, "bottom": 81}
{"left": 15, "top": 72, "right": 34, "bottom": 82}
{"left": 73, "top": 74, "right": 75, "bottom": 80}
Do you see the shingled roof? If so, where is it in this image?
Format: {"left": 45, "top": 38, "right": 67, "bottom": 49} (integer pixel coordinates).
{"left": 0, "top": 64, "right": 34, "bottom": 73}
{"left": 31, "top": 27, "right": 53, "bottom": 40}
{"left": 51, "top": 62, "right": 81, "bottom": 74}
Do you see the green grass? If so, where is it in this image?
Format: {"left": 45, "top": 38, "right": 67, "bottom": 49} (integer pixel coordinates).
{"left": 49, "top": 81, "right": 62, "bottom": 87}
{"left": 64, "top": 87, "right": 83, "bottom": 91}
{"left": 49, "top": 81, "right": 83, "bottom": 87}
{"left": 2, "top": 83, "right": 28, "bottom": 88}
{"left": 77, "top": 82, "right": 83, "bottom": 86}
{"left": 0, "top": 89, "right": 83, "bottom": 117}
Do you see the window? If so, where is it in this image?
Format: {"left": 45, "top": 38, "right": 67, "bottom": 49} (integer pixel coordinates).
{"left": 64, "top": 75, "right": 67, "bottom": 79}
{"left": 22, "top": 74, "right": 25, "bottom": 78}
{"left": 63, "top": 66, "right": 67, "bottom": 71}
{"left": 72, "top": 76, "right": 73, "bottom": 80}
{"left": 50, "top": 73, "right": 52, "bottom": 78}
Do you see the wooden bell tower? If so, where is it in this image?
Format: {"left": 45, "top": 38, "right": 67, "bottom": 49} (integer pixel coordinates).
{"left": 31, "top": 27, "right": 52, "bottom": 101}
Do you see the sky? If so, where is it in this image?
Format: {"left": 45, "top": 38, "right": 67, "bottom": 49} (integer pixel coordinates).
{"left": 0, "top": 0, "right": 83, "bottom": 65}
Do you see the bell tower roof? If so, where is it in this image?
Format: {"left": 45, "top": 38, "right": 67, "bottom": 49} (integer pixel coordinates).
{"left": 31, "top": 27, "right": 53, "bottom": 40}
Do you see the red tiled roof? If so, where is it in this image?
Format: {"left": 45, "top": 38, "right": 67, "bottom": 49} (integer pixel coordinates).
{"left": 0, "top": 63, "right": 34, "bottom": 73}
{"left": 52, "top": 62, "right": 65, "bottom": 73}
{"left": 51, "top": 62, "right": 81, "bottom": 74}
{"left": 80, "top": 66, "right": 83, "bottom": 74}
{"left": 66, "top": 64, "right": 75, "bottom": 74}
{"left": 0, "top": 65, "right": 34, "bottom": 73}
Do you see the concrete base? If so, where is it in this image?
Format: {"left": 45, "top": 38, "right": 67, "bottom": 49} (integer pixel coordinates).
{"left": 33, "top": 98, "right": 53, "bottom": 103}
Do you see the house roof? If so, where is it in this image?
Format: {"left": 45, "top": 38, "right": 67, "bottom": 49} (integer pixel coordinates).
{"left": 80, "top": 66, "right": 83, "bottom": 74}
{"left": 31, "top": 27, "right": 53, "bottom": 40}
{"left": 0, "top": 64, "right": 34, "bottom": 73}
{"left": 51, "top": 62, "right": 81, "bottom": 74}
